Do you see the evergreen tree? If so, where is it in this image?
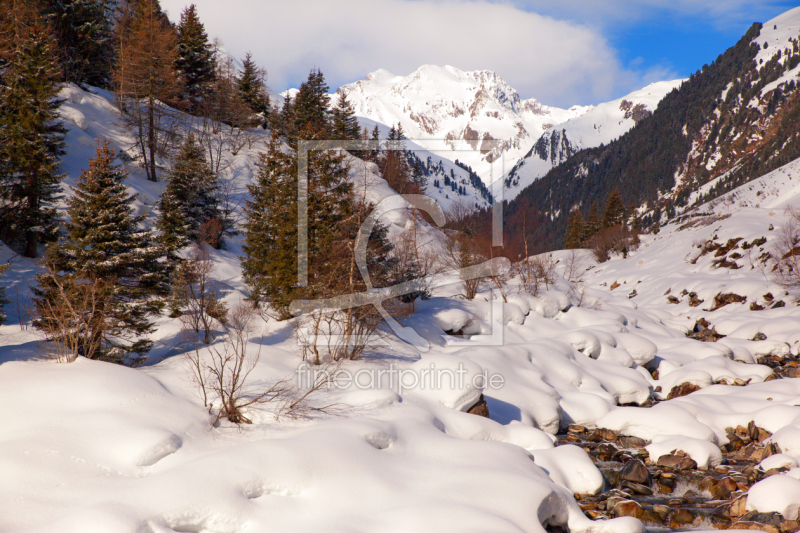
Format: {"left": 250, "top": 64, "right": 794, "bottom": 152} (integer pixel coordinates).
{"left": 292, "top": 68, "right": 330, "bottom": 140}
{"left": 158, "top": 134, "right": 229, "bottom": 247}
{"left": 237, "top": 52, "right": 270, "bottom": 127}
{"left": 331, "top": 93, "right": 361, "bottom": 140}
{"left": 0, "top": 18, "right": 65, "bottom": 258}
{"left": 175, "top": 4, "right": 215, "bottom": 110}
{"left": 273, "top": 95, "right": 296, "bottom": 141}
{"left": 242, "top": 133, "right": 298, "bottom": 318}
{"left": 602, "top": 188, "right": 626, "bottom": 228}
{"left": 564, "top": 209, "right": 585, "bottom": 249}
{"left": 156, "top": 185, "right": 190, "bottom": 263}
{"left": 33, "top": 142, "right": 167, "bottom": 363}
{"left": 41, "top": 0, "right": 114, "bottom": 88}
{"left": 584, "top": 201, "right": 601, "bottom": 241}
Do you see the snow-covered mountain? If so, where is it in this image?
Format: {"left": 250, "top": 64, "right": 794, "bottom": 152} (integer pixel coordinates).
{"left": 335, "top": 65, "right": 590, "bottom": 186}
{"left": 504, "top": 80, "right": 683, "bottom": 199}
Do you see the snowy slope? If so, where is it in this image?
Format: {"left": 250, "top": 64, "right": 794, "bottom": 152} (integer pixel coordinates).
{"left": 504, "top": 80, "right": 683, "bottom": 199}
{"left": 4, "top": 85, "right": 800, "bottom": 532}
{"left": 336, "top": 65, "right": 590, "bottom": 186}
{"left": 754, "top": 7, "right": 800, "bottom": 69}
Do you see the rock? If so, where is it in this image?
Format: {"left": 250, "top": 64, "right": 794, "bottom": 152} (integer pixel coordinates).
{"left": 773, "top": 301, "right": 786, "bottom": 309}
{"left": 725, "top": 431, "right": 746, "bottom": 452}
{"left": 605, "top": 496, "right": 625, "bottom": 511}
{"left": 711, "top": 477, "right": 739, "bottom": 499}
{"left": 731, "top": 522, "right": 779, "bottom": 533}
{"left": 667, "top": 295, "right": 680, "bottom": 304}
{"left": 596, "top": 443, "right": 619, "bottom": 461}
{"left": 602, "top": 469, "right": 619, "bottom": 488}
{"left": 749, "top": 421, "right": 761, "bottom": 442}
{"left": 759, "top": 428, "right": 773, "bottom": 442}
{"left": 641, "top": 507, "right": 664, "bottom": 524}
{"left": 619, "top": 458, "right": 651, "bottom": 484}
{"left": 618, "top": 436, "right": 647, "bottom": 449}
{"left": 620, "top": 480, "right": 653, "bottom": 495}
{"left": 753, "top": 332, "right": 768, "bottom": 341}
{"left": 585, "top": 510, "right": 605, "bottom": 519}
{"left": 610, "top": 281, "right": 620, "bottom": 290}
{"left": 764, "top": 373, "right": 782, "bottom": 382}
{"left": 653, "top": 504, "right": 670, "bottom": 520}
{"left": 658, "top": 472, "right": 677, "bottom": 488}
{"left": 668, "top": 499, "right": 683, "bottom": 506}
{"left": 613, "top": 500, "right": 643, "bottom": 519}
{"left": 466, "top": 394, "right": 490, "bottom": 417}
{"left": 657, "top": 454, "right": 698, "bottom": 471}
{"left": 712, "top": 292, "right": 747, "bottom": 310}
{"left": 713, "top": 514, "right": 734, "bottom": 529}
{"left": 567, "top": 424, "right": 586, "bottom": 434}
{"left": 670, "top": 508, "right": 696, "bottom": 525}
{"left": 667, "top": 382, "right": 701, "bottom": 399}
{"left": 780, "top": 520, "right": 800, "bottom": 533}
{"left": 588, "top": 428, "right": 618, "bottom": 443}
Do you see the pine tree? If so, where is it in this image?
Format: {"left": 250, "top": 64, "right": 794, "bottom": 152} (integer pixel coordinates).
{"left": 41, "top": 0, "right": 114, "bottom": 88}
{"left": 331, "top": 93, "right": 361, "bottom": 140}
{"left": 237, "top": 52, "right": 269, "bottom": 127}
{"left": 0, "top": 16, "right": 65, "bottom": 258}
{"left": 158, "top": 134, "right": 229, "bottom": 248}
{"left": 584, "top": 201, "right": 601, "bottom": 241}
{"left": 564, "top": 209, "right": 585, "bottom": 249}
{"left": 242, "top": 133, "right": 298, "bottom": 318}
{"left": 156, "top": 185, "right": 190, "bottom": 263}
{"left": 292, "top": 68, "right": 330, "bottom": 140}
{"left": 175, "top": 4, "right": 215, "bottom": 110}
{"left": 114, "top": 0, "right": 181, "bottom": 182}
{"left": 602, "top": 188, "right": 626, "bottom": 228}
{"left": 33, "top": 142, "right": 168, "bottom": 363}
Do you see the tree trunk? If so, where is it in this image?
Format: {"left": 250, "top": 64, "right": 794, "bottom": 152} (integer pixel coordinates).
{"left": 148, "top": 95, "right": 157, "bottom": 181}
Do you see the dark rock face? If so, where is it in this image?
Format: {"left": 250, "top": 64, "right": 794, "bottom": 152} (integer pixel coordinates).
{"left": 667, "top": 382, "right": 701, "bottom": 399}
{"left": 466, "top": 394, "right": 489, "bottom": 417}
{"left": 619, "top": 458, "right": 651, "bottom": 485}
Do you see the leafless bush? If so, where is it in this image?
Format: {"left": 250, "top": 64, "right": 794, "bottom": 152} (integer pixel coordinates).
{"left": 587, "top": 225, "right": 640, "bottom": 262}
{"left": 293, "top": 306, "right": 389, "bottom": 365}
{"left": 33, "top": 269, "right": 116, "bottom": 363}
{"left": 518, "top": 253, "right": 557, "bottom": 295}
{"left": 443, "top": 232, "right": 485, "bottom": 300}
{"left": 772, "top": 207, "right": 800, "bottom": 297}
{"left": 185, "top": 301, "right": 342, "bottom": 424}
{"left": 561, "top": 249, "right": 587, "bottom": 284}
{"left": 173, "top": 243, "right": 228, "bottom": 344}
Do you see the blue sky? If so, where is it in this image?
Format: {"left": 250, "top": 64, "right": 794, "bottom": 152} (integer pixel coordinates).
{"left": 162, "top": 0, "right": 800, "bottom": 108}
{"left": 608, "top": 2, "right": 799, "bottom": 81}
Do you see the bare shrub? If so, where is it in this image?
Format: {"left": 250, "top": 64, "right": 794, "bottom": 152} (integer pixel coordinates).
{"left": 561, "top": 249, "right": 587, "bottom": 284}
{"left": 172, "top": 243, "right": 228, "bottom": 344}
{"left": 184, "top": 301, "right": 342, "bottom": 424}
{"left": 772, "top": 207, "right": 800, "bottom": 296}
{"left": 33, "top": 269, "right": 116, "bottom": 363}
{"left": 587, "top": 225, "right": 640, "bottom": 262}
{"left": 443, "top": 232, "right": 485, "bottom": 300}
{"left": 518, "top": 253, "right": 557, "bottom": 295}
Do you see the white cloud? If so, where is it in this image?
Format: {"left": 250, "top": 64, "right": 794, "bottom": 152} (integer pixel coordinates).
{"left": 160, "top": 0, "right": 735, "bottom": 107}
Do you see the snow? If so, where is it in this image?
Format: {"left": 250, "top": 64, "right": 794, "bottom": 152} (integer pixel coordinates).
{"left": 4, "top": 81, "right": 800, "bottom": 532}
{"left": 504, "top": 79, "right": 684, "bottom": 199}
{"left": 754, "top": 7, "right": 800, "bottom": 69}
{"left": 747, "top": 475, "right": 800, "bottom": 519}
{"left": 336, "top": 65, "right": 590, "bottom": 186}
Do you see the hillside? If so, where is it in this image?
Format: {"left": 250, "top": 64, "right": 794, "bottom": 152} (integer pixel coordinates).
{"left": 505, "top": 7, "right": 800, "bottom": 249}
{"left": 503, "top": 80, "right": 684, "bottom": 200}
